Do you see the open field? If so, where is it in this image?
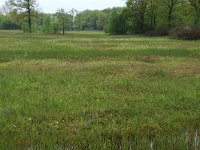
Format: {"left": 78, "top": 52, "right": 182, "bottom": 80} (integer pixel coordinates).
{"left": 0, "top": 30, "right": 200, "bottom": 149}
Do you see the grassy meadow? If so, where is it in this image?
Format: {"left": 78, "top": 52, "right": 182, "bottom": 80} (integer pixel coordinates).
{"left": 0, "top": 30, "right": 200, "bottom": 149}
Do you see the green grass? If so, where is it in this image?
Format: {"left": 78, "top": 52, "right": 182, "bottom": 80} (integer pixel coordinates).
{"left": 0, "top": 30, "right": 200, "bottom": 149}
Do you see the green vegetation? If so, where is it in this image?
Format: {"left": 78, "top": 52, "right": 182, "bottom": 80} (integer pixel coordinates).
{"left": 1, "top": 0, "right": 200, "bottom": 37}
{"left": 0, "top": 31, "right": 199, "bottom": 148}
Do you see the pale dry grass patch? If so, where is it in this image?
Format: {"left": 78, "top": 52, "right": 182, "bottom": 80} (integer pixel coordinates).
{"left": 1, "top": 57, "right": 199, "bottom": 77}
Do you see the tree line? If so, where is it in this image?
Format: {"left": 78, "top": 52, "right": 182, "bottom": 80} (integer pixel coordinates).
{"left": 0, "top": 0, "right": 114, "bottom": 34}
{"left": 0, "top": 0, "right": 199, "bottom": 36}
{"left": 109, "top": 0, "right": 200, "bottom": 34}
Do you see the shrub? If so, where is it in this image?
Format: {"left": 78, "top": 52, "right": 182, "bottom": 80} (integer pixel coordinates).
{"left": 170, "top": 27, "right": 200, "bottom": 40}
{"left": 144, "top": 28, "right": 169, "bottom": 37}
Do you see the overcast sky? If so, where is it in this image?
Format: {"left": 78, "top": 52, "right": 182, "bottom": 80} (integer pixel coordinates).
{"left": 0, "top": 0, "right": 126, "bottom": 13}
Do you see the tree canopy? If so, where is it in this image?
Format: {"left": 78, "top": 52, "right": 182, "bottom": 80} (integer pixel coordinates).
{"left": 0, "top": 0, "right": 199, "bottom": 35}
{"left": 9, "top": 0, "right": 38, "bottom": 33}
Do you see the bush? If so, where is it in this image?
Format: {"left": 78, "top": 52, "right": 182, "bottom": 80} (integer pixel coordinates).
{"left": 170, "top": 27, "right": 200, "bottom": 40}
{"left": 144, "top": 28, "right": 169, "bottom": 37}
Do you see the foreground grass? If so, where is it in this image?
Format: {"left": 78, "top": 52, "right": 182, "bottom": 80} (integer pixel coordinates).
{"left": 0, "top": 31, "right": 200, "bottom": 149}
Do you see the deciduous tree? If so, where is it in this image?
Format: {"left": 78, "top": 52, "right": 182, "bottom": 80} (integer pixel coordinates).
{"left": 188, "top": 0, "right": 200, "bottom": 25}
{"left": 9, "top": 0, "right": 38, "bottom": 33}
{"left": 56, "top": 8, "right": 69, "bottom": 35}
{"left": 127, "top": 0, "right": 149, "bottom": 33}
{"left": 69, "top": 8, "right": 78, "bottom": 31}
{"left": 162, "top": 0, "right": 181, "bottom": 28}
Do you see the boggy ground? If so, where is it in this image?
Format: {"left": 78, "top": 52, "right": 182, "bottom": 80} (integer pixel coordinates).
{"left": 0, "top": 31, "right": 200, "bottom": 149}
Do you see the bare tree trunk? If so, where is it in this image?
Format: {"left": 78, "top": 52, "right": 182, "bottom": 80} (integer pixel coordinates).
{"left": 194, "top": 7, "right": 200, "bottom": 25}
{"left": 140, "top": 13, "right": 144, "bottom": 33}
{"left": 27, "top": 0, "right": 32, "bottom": 33}
{"left": 28, "top": 10, "right": 32, "bottom": 33}
{"left": 168, "top": 9, "right": 172, "bottom": 28}
{"left": 71, "top": 20, "right": 74, "bottom": 31}
{"left": 63, "top": 21, "right": 65, "bottom": 35}
{"left": 140, "top": 1, "right": 147, "bottom": 33}
{"left": 150, "top": 0, "right": 154, "bottom": 29}
{"left": 153, "top": 14, "right": 156, "bottom": 29}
